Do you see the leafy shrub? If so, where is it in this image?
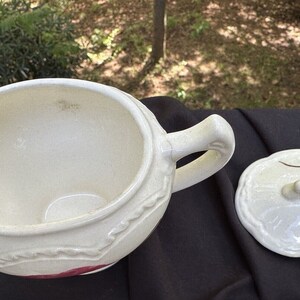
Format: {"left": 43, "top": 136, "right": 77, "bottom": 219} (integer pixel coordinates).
{"left": 0, "top": 0, "right": 87, "bottom": 85}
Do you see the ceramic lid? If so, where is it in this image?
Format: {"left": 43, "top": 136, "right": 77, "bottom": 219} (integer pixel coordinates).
{"left": 235, "top": 149, "right": 300, "bottom": 257}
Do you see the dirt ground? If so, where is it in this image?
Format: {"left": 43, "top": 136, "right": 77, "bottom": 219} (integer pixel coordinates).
{"left": 74, "top": 0, "right": 300, "bottom": 109}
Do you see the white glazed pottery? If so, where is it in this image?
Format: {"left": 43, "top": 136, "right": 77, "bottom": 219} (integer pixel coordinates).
{"left": 0, "top": 79, "right": 235, "bottom": 278}
{"left": 235, "top": 149, "right": 300, "bottom": 257}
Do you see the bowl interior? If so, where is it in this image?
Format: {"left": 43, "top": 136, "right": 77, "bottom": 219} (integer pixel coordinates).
{"left": 0, "top": 83, "right": 145, "bottom": 225}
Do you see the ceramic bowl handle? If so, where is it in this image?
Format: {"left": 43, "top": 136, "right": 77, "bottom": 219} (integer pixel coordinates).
{"left": 167, "top": 114, "right": 235, "bottom": 192}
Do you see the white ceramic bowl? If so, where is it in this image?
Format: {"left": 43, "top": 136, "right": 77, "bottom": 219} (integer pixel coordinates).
{"left": 0, "top": 79, "right": 235, "bottom": 278}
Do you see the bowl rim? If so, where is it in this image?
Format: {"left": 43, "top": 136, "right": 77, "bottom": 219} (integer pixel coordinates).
{"left": 0, "top": 78, "right": 153, "bottom": 236}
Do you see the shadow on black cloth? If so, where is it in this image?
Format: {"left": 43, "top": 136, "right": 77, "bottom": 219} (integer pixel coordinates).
{"left": 0, "top": 97, "right": 299, "bottom": 300}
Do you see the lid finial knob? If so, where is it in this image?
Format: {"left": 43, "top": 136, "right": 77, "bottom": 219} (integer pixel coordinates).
{"left": 281, "top": 180, "right": 300, "bottom": 201}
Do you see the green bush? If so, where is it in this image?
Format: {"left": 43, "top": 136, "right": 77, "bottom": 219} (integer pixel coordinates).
{"left": 0, "top": 0, "right": 87, "bottom": 85}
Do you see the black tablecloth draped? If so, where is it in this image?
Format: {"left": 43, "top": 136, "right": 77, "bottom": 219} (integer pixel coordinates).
{"left": 1, "top": 97, "right": 299, "bottom": 300}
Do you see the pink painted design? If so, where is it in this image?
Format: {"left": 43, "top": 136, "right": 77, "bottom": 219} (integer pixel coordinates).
{"left": 23, "top": 263, "right": 112, "bottom": 279}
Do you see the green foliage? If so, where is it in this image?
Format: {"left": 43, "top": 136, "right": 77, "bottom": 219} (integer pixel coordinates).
{"left": 91, "top": 28, "right": 120, "bottom": 51}
{"left": 191, "top": 15, "right": 210, "bottom": 37}
{"left": 86, "top": 27, "right": 122, "bottom": 65}
{"left": 167, "top": 80, "right": 187, "bottom": 101}
{"left": 89, "top": 2, "right": 102, "bottom": 14}
{"left": 0, "top": 0, "right": 87, "bottom": 85}
{"left": 175, "top": 86, "right": 187, "bottom": 100}
{"left": 167, "top": 15, "right": 177, "bottom": 30}
{"left": 120, "top": 24, "right": 150, "bottom": 58}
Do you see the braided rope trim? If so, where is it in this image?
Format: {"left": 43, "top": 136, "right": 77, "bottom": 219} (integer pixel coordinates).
{"left": 0, "top": 174, "right": 172, "bottom": 267}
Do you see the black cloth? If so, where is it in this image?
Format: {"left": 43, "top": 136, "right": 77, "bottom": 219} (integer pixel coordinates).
{"left": 1, "top": 97, "right": 299, "bottom": 300}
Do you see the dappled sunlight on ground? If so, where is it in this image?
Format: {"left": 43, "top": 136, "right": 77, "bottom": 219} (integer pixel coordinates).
{"left": 75, "top": 0, "right": 299, "bottom": 108}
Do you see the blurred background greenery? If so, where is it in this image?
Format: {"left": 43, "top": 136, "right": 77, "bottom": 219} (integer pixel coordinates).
{"left": 0, "top": 0, "right": 299, "bottom": 109}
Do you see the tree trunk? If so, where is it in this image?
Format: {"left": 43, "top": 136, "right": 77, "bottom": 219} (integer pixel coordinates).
{"left": 151, "top": 0, "right": 166, "bottom": 64}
